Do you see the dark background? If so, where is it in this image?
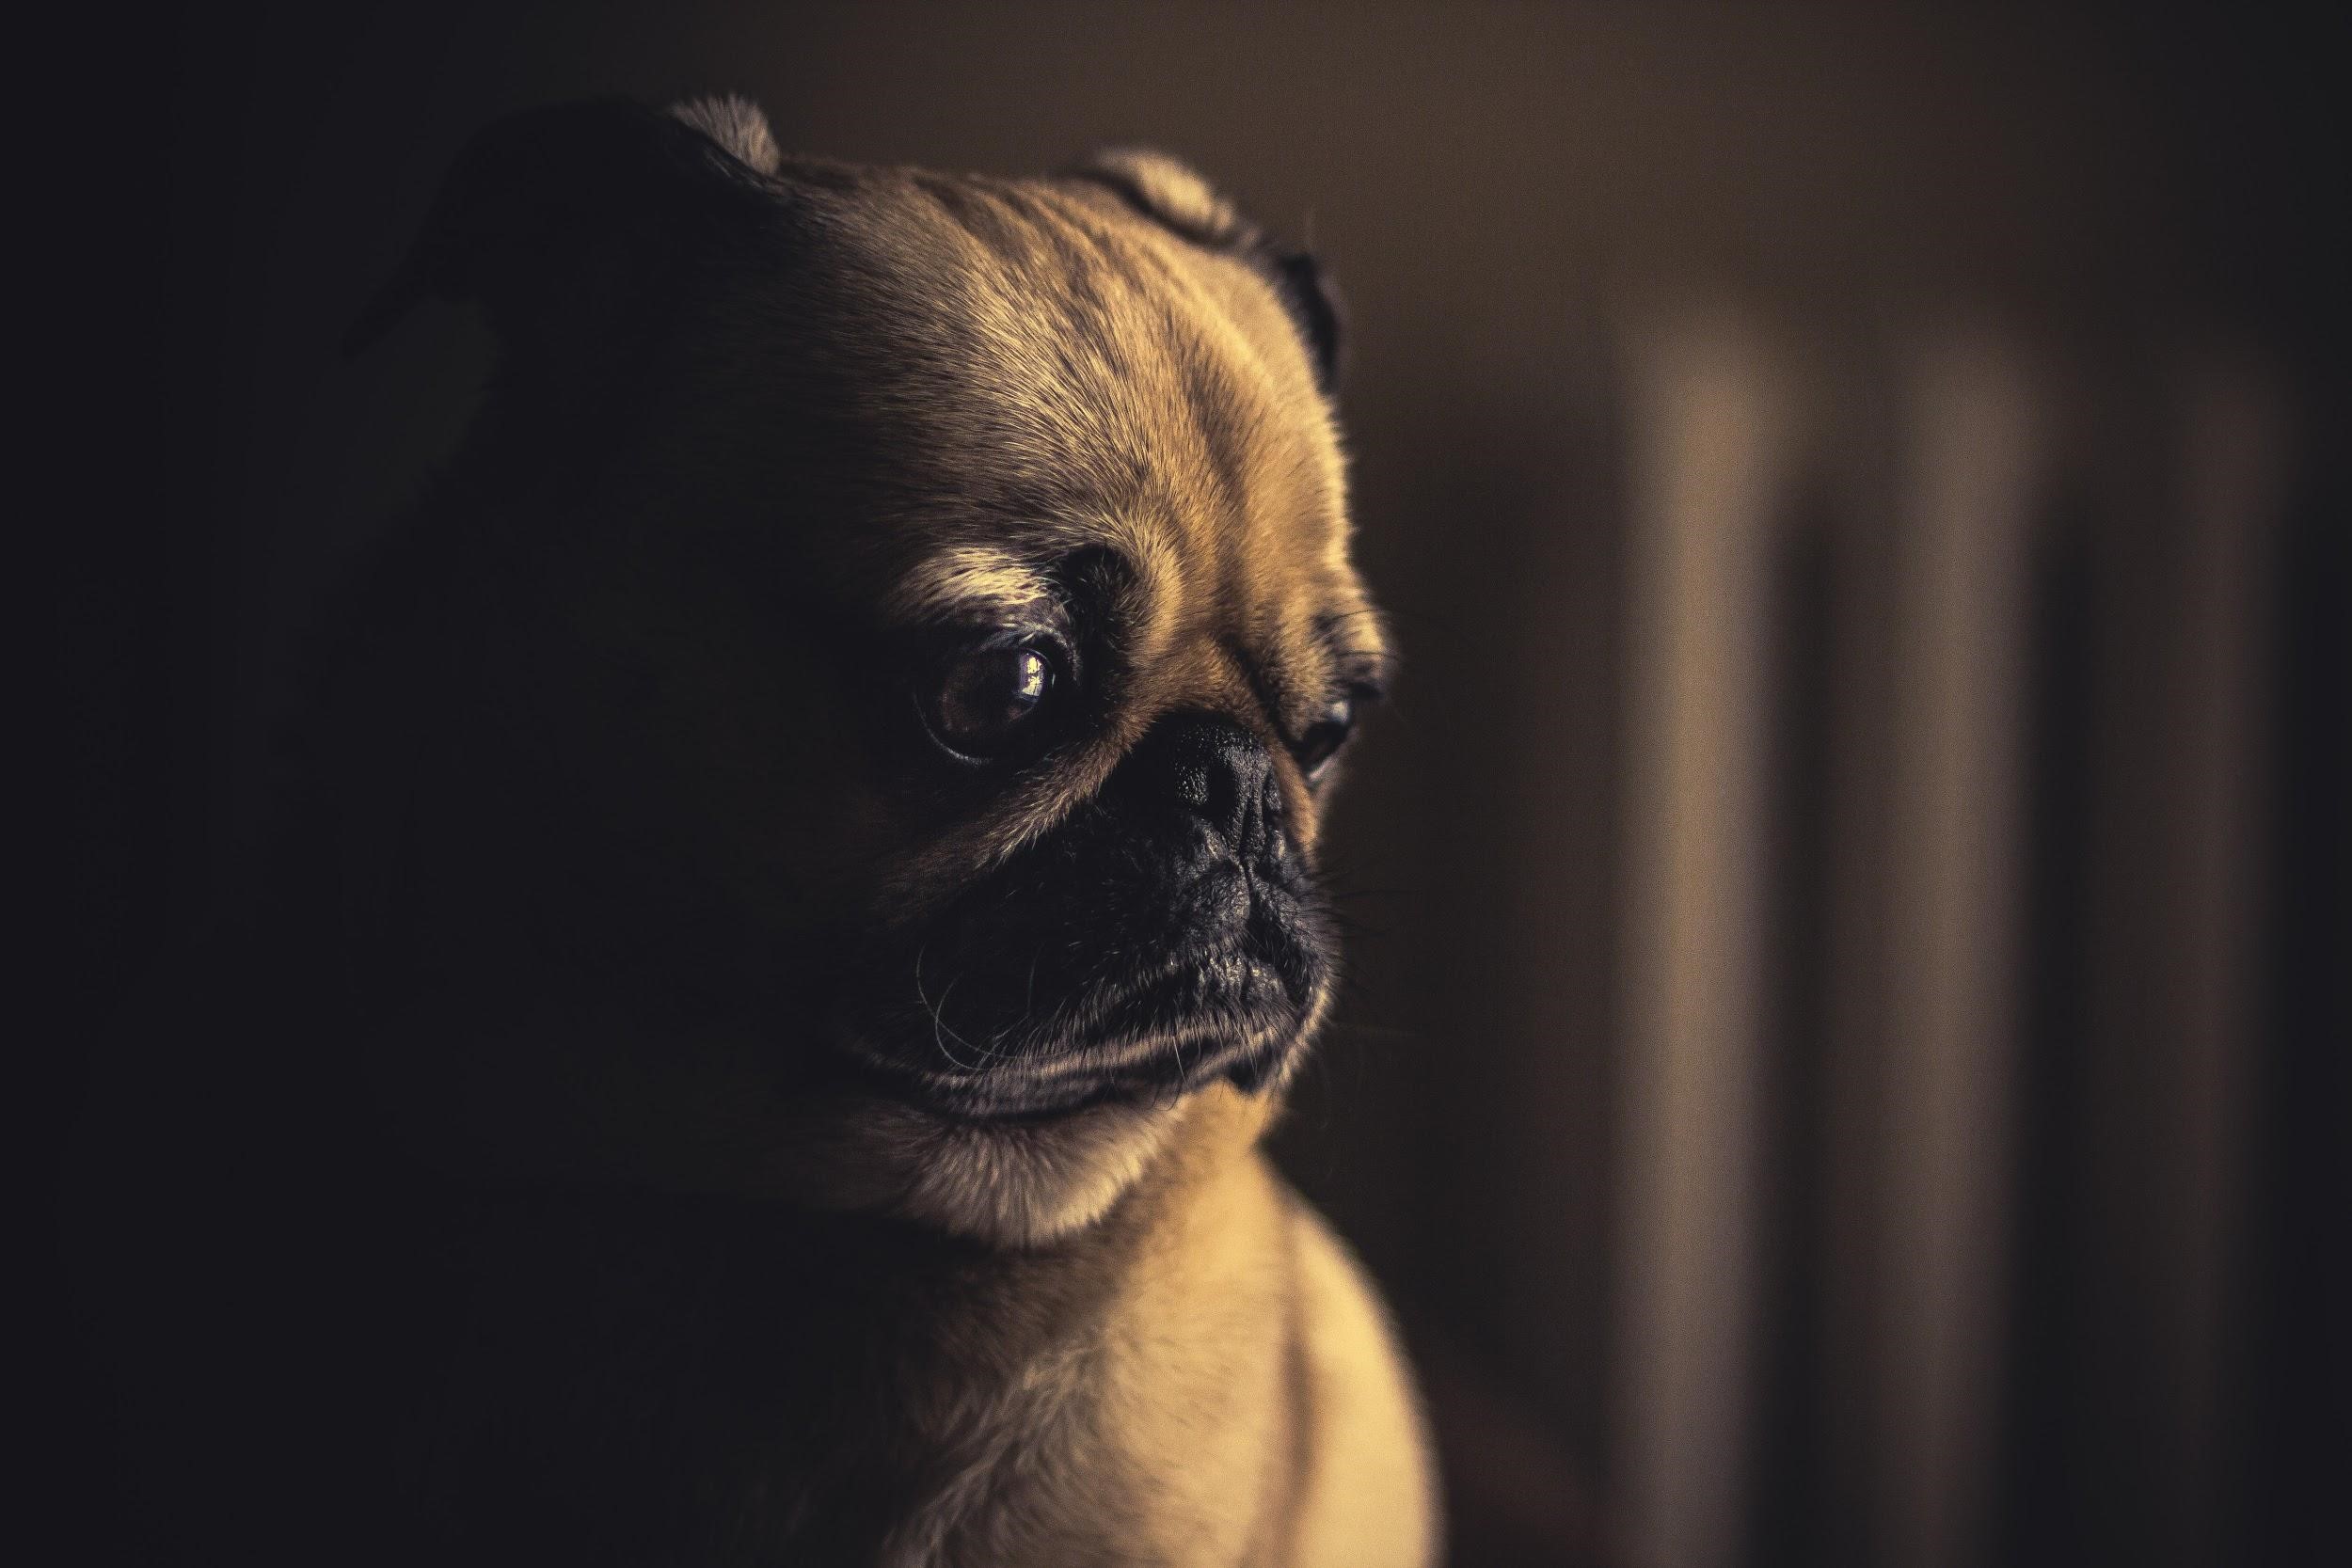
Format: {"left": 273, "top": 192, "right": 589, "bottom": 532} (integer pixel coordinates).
{"left": 52, "top": 5, "right": 2344, "bottom": 1565}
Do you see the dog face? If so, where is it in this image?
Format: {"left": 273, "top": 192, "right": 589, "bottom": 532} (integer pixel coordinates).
{"left": 329, "top": 99, "right": 1384, "bottom": 1224}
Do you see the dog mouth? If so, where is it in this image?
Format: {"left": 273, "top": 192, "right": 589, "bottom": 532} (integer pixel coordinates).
{"left": 832, "top": 861, "right": 1332, "bottom": 1121}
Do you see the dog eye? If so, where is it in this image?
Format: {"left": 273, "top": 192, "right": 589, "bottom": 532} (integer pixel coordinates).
{"left": 924, "top": 643, "right": 1054, "bottom": 758}
{"left": 1294, "top": 696, "right": 1357, "bottom": 777}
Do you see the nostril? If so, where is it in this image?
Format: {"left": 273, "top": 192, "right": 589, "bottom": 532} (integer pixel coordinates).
{"left": 1200, "top": 759, "right": 1247, "bottom": 837}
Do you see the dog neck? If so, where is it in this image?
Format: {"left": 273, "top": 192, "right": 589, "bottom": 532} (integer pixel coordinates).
{"left": 417, "top": 1084, "right": 1293, "bottom": 1562}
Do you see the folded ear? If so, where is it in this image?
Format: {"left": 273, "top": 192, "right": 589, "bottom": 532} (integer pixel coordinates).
{"left": 667, "top": 93, "right": 783, "bottom": 176}
{"left": 1070, "top": 148, "right": 1344, "bottom": 395}
{"left": 342, "top": 96, "right": 781, "bottom": 364}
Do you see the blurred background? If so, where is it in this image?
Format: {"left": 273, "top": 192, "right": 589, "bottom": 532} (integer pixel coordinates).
{"left": 59, "top": 4, "right": 2344, "bottom": 1565}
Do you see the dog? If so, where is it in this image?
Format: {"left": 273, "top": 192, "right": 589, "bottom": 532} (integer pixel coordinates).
{"left": 287, "top": 94, "right": 1436, "bottom": 1566}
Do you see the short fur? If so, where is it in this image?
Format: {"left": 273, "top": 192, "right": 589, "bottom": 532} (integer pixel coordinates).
{"left": 294, "top": 94, "right": 1434, "bottom": 1565}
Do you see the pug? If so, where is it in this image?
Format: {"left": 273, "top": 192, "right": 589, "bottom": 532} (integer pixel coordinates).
{"left": 307, "top": 94, "right": 1435, "bottom": 1566}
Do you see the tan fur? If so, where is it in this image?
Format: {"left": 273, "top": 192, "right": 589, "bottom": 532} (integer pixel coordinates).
{"left": 328, "top": 98, "right": 1433, "bottom": 1565}
{"left": 849, "top": 1089, "right": 1436, "bottom": 1568}
{"left": 672, "top": 92, "right": 784, "bottom": 175}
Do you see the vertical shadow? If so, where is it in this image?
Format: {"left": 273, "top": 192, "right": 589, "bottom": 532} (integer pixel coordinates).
{"left": 1994, "top": 498, "right": 2101, "bottom": 1568}
{"left": 1747, "top": 491, "right": 1846, "bottom": 1568}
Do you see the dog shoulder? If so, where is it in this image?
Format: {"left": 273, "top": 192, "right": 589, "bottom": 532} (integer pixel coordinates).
{"left": 1283, "top": 1193, "right": 1439, "bottom": 1568}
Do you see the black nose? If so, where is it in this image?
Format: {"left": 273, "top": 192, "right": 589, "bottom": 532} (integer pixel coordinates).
{"left": 1117, "top": 711, "right": 1284, "bottom": 855}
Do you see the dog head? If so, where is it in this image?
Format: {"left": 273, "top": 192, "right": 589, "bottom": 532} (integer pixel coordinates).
{"left": 324, "top": 97, "right": 1385, "bottom": 1238}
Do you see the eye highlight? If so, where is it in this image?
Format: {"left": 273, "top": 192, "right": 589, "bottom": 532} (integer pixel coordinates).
{"left": 1293, "top": 673, "right": 1387, "bottom": 781}
{"left": 1295, "top": 694, "right": 1359, "bottom": 778}
{"left": 922, "top": 641, "right": 1056, "bottom": 759}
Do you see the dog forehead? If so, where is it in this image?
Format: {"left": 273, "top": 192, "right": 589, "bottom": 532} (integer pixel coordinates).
{"left": 778, "top": 170, "right": 1356, "bottom": 637}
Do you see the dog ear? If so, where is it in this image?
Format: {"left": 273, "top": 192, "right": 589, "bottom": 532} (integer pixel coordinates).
{"left": 1070, "top": 148, "right": 1344, "bottom": 395}
{"left": 667, "top": 93, "right": 783, "bottom": 177}
{"left": 342, "top": 96, "right": 780, "bottom": 364}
